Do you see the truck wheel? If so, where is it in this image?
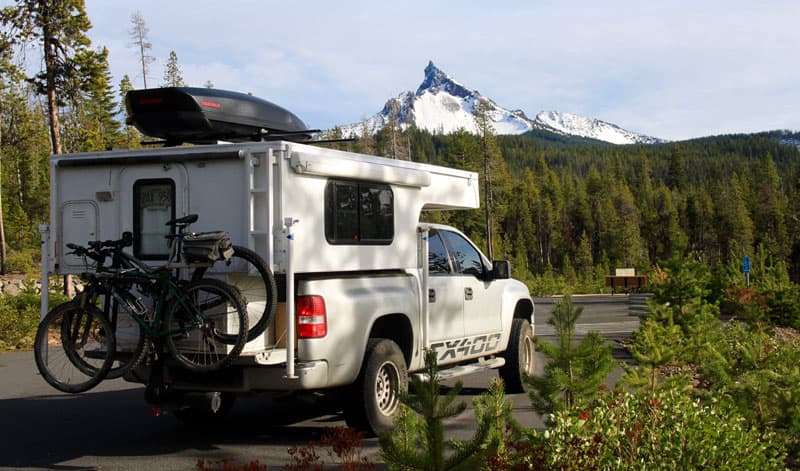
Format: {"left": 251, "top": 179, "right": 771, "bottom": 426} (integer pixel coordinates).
{"left": 499, "top": 318, "right": 535, "bottom": 393}
{"left": 344, "top": 338, "right": 408, "bottom": 435}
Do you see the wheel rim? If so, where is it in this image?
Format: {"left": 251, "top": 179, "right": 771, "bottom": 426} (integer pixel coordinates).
{"left": 521, "top": 329, "right": 535, "bottom": 375}
{"left": 375, "top": 360, "right": 401, "bottom": 416}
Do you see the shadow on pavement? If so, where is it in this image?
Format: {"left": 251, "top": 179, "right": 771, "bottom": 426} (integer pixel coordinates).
{"left": 0, "top": 388, "right": 351, "bottom": 469}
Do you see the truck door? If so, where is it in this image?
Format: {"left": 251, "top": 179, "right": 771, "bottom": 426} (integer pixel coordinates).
{"left": 438, "top": 230, "right": 502, "bottom": 338}
{"left": 426, "top": 230, "right": 465, "bottom": 343}
{"left": 119, "top": 165, "right": 188, "bottom": 261}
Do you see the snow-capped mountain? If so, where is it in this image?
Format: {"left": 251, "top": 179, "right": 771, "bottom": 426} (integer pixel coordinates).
{"left": 534, "top": 111, "right": 664, "bottom": 145}
{"left": 340, "top": 61, "right": 663, "bottom": 145}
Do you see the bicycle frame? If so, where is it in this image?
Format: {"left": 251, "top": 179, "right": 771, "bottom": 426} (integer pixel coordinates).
{"left": 99, "top": 268, "right": 209, "bottom": 340}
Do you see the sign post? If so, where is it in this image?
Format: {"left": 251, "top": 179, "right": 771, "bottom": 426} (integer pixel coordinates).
{"left": 742, "top": 256, "right": 751, "bottom": 287}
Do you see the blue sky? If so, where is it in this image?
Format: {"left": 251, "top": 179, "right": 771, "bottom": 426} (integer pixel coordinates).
{"left": 65, "top": 1, "right": 800, "bottom": 140}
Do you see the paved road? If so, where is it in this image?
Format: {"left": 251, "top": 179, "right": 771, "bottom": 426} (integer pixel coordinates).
{"left": 0, "top": 295, "right": 637, "bottom": 470}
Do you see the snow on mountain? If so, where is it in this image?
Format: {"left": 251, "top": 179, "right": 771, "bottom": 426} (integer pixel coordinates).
{"left": 534, "top": 111, "right": 664, "bottom": 145}
{"left": 339, "top": 61, "right": 663, "bottom": 145}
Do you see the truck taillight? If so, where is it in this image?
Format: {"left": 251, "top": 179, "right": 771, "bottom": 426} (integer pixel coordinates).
{"left": 297, "top": 295, "right": 327, "bottom": 338}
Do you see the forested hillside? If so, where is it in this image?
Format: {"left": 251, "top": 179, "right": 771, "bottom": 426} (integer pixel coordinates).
{"left": 327, "top": 126, "right": 800, "bottom": 290}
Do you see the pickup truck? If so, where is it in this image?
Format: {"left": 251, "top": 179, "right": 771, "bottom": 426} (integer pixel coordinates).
{"left": 42, "top": 87, "right": 535, "bottom": 434}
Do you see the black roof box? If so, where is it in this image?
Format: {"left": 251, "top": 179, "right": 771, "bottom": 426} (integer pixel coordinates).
{"left": 125, "top": 87, "right": 313, "bottom": 145}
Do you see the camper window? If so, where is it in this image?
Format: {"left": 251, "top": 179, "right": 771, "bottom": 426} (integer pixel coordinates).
{"left": 133, "top": 179, "right": 175, "bottom": 259}
{"left": 325, "top": 180, "right": 393, "bottom": 245}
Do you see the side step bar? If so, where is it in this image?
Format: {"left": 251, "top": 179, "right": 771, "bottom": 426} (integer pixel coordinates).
{"left": 412, "top": 357, "right": 505, "bottom": 382}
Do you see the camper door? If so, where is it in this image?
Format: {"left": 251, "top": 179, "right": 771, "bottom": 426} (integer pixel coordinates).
{"left": 120, "top": 164, "right": 188, "bottom": 261}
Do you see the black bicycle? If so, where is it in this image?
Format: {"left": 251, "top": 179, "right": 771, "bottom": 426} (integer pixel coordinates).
{"left": 171, "top": 215, "right": 277, "bottom": 342}
{"left": 34, "top": 234, "right": 249, "bottom": 394}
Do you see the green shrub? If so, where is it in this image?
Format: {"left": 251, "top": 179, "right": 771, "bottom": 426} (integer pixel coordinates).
{"left": 525, "top": 382, "right": 786, "bottom": 470}
{"left": 4, "top": 249, "right": 40, "bottom": 274}
{"left": 693, "top": 322, "right": 800, "bottom": 461}
{"left": 0, "top": 281, "right": 70, "bottom": 352}
{"left": 720, "top": 249, "right": 800, "bottom": 329}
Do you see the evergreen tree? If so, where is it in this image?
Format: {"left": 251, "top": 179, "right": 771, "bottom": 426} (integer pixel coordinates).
{"left": 527, "top": 295, "right": 615, "bottom": 414}
{"left": 162, "top": 50, "right": 186, "bottom": 87}
{"left": 473, "top": 98, "right": 505, "bottom": 259}
{"left": 379, "top": 349, "right": 489, "bottom": 470}
{"left": 752, "top": 153, "right": 789, "bottom": 258}
{"left": 118, "top": 74, "right": 141, "bottom": 149}
{"left": 714, "top": 175, "right": 754, "bottom": 260}
{"left": 63, "top": 46, "right": 120, "bottom": 152}
{"left": 1, "top": 0, "right": 94, "bottom": 156}
{"left": 0, "top": 27, "right": 17, "bottom": 272}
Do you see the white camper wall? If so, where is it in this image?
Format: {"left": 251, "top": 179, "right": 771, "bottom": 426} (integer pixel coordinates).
{"left": 49, "top": 141, "right": 480, "bottom": 276}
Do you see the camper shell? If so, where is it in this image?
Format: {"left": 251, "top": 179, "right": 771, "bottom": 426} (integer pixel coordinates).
{"left": 49, "top": 141, "right": 478, "bottom": 275}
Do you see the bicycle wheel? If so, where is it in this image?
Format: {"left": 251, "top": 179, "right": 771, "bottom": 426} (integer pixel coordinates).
{"left": 104, "top": 296, "right": 148, "bottom": 379}
{"left": 192, "top": 245, "right": 276, "bottom": 342}
{"left": 34, "top": 302, "right": 116, "bottom": 393}
{"left": 164, "top": 278, "right": 248, "bottom": 372}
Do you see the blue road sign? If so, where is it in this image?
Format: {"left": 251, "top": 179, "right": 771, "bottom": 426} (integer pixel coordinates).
{"left": 743, "top": 256, "right": 751, "bottom": 274}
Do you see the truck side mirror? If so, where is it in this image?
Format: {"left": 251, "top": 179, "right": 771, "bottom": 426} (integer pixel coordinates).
{"left": 490, "top": 260, "right": 511, "bottom": 280}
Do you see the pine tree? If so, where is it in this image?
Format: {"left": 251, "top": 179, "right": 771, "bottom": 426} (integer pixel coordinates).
{"left": 63, "top": 46, "right": 121, "bottom": 152}
{"left": 0, "top": 27, "right": 18, "bottom": 273}
{"left": 752, "top": 153, "right": 789, "bottom": 258}
{"left": 2, "top": 0, "right": 93, "bottom": 156}
{"left": 527, "top": 295, "right": 615, "bottom": 414}
{"left": 621, "top": 307, "right": 682, "bottom": 392}
{"left": 118, "top": 74, "right": 141, "bottom": 149}
{"left": 379, "top": 350, "right": 489, "bottom": 470}
{"left": 162, "top": 50, "right": 186, "bottom": 87}
{"left": 472, "top": 378, "right": 526, "bottom": 469}
{"left": 473, "top": 98, "right": 511, "bottom": 259}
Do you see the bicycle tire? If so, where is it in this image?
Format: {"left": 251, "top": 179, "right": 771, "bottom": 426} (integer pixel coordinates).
{"left": 164, "top": 278, "right": 248, "bottom": 372}
{"left": 66, "top": 289, "right": 148, "bottom": 380}
{"left": 104, "top": 297, "right": 148, "bottom": 379}
{"left": 34, "top": 302, "right": 116, "bottom": 393}
{"left": 191, "top": 245, "right": 276, "bottom": 342}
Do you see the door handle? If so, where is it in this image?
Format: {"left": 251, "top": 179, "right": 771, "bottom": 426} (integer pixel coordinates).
{"left": 464, "top": 287, "right": 473, "bottom": 300}
{"left": 429, "top": 289, "right": 436, "bottom": 303}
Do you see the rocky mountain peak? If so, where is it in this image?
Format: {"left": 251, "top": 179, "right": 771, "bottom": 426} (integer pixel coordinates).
{"left": 416, "top": 61, "right": 473, "bottom": 99}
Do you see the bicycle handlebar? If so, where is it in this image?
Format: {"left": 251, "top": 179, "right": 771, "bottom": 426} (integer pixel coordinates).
{"left": 67, "top": 233, "right": 133, "bottom": 264}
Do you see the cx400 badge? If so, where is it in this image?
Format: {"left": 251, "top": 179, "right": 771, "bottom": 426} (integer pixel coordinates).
{"left": 431, "top": 333, "right": 502, "bottom": 362}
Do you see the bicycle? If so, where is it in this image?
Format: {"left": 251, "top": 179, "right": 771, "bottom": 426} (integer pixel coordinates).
{"left": 34, "top": 234, "right": 249, "bottom": 394}
{"left": 87, "top": 214, "right": 274, "bottom": 379}
{"left": 170, "top": 214, "right": 277, "bottom": 342}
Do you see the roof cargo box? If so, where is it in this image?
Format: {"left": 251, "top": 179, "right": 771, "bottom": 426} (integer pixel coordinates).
{"left": 125, "top": 87, "right": 312, "bottom": 144}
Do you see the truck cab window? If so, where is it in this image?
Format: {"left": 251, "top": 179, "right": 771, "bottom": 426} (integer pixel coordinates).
{"left": 133, "top": 179, "right": 175, "bottom": 259}
{"left": 440, "top": 230, "right": 484, "bottom": 277}
{"left": 428, "top": 231, "right": 451, "bottom": 274}
{"left": 325, "top": 180, "right": 393, "bottom": 245}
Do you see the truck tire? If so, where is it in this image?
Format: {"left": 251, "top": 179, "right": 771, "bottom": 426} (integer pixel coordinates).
{"left": 499, "top": 318, "right": 535, "bottom": 393}
{"left": 343, "top": 338, "right": 408, "bottom": 435}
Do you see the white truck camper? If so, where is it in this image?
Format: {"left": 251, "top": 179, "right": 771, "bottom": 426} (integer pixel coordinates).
{"left": 43, "top": 87, "right": 534, "bottom": 434}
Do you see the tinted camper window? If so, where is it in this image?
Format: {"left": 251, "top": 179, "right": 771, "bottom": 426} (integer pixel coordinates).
{"left": 133, "top": 179, "right": 175, "bottom": 259}
{"left": 325, "top": 180, "right": 393, "bottom": 245}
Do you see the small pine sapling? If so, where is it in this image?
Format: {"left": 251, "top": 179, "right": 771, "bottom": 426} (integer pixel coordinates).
{"left": 379, "top": 349, "right": 489, "bottom": 470}
{"left": 472, "top": 378, "right": 527, "bottom": 470}
{"left": 527, "top": 295, "right": 615, "bottom": 415}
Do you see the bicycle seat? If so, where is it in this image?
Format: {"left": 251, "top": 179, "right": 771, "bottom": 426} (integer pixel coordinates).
{"left": 166, "top": 214, "right": 199, "bottom": 227}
